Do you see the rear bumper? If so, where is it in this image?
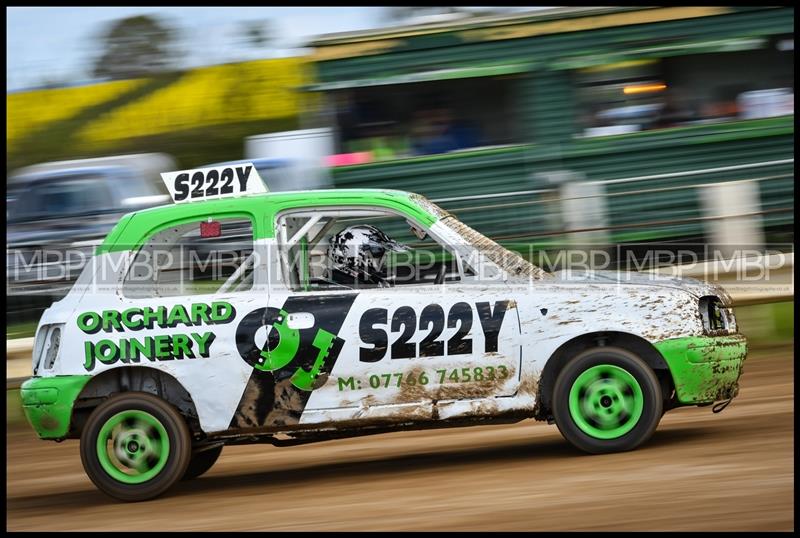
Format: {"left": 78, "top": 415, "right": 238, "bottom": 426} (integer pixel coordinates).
{"left": 20, "top": 375, "right": 91, "bottom": 439}
{"left": 655, "top": 334, "right": 747, "bottom": 404}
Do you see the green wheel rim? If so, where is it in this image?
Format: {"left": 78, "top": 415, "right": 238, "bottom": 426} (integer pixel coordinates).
{"left": 96, "top": 410, "right": 170, "bottom": 484}
{"left": 568, "top": 364, "right": 644, "bottom": 440}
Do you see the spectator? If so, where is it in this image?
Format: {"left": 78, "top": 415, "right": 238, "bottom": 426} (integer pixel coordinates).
{"left": 652, "top": 92, "right": 695, "bottom": 129}
{"left": 411, "top": 107, "right": 482, "bottom": 155}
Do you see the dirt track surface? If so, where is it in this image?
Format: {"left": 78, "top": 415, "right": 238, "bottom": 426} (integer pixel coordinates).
{"left": 7, "top": 346, "right": 794, "bottom": 531}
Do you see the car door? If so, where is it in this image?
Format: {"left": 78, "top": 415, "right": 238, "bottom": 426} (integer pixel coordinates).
{"left": 309, "top": 283, "right": 523, "bottom": 414}
{"left": 264, "top": 206, "right": 523, "bottom": 425}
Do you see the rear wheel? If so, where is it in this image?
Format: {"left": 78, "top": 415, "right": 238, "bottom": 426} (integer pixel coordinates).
{"left": 80, "top": 392, "right": 191, "bottom": 501}
{"left": 552, "top": 347, "right": 663, "bottom": 454}
{"left": 182, "top": 445, "right": 223, "bottom": 480}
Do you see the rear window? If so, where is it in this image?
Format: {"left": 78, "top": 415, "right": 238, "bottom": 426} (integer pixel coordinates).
{"left": 123, "top": 216, "right": 255, "bottom": 298}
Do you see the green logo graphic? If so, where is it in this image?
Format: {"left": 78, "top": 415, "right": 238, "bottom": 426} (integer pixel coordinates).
{"left": 236, "top": 307, "right": 338, "bottom": 391}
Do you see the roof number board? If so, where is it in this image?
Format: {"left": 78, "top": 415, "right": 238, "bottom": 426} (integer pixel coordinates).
{"left": 161, "top": 163, "right": 268, "bottom": 203}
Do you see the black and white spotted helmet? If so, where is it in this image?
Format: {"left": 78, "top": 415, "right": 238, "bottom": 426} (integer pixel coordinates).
{"left": 327, "top": 225, "right": 408, "bottom": 279}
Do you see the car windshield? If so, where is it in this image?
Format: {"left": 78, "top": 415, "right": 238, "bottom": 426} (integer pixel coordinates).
{"left": 410, "top": 194, "right": 550, "bottom": 280}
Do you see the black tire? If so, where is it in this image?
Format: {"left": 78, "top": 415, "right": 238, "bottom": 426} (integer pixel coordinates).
{"left": 80, "top": 392, "right": 192, "bottom": 502}
{"left": 182, "top": 445, "right": 223, "bottom": 480}
{"left": 552, "top": 346, "right": 663, "bottom": 454}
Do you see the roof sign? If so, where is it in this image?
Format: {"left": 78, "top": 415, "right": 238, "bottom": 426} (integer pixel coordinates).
{"left": 160, "top": 163, "right": 268, "bottom": 204}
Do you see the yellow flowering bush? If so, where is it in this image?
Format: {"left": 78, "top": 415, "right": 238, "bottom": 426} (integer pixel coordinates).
{"left": 78, "top": 57, "right": 313, "bottom": 146}
{"left": 7, "top": 79, "right": 145, "bottom": 146}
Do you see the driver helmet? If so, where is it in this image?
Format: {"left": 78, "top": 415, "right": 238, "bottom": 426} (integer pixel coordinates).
{"left": 327, "top": 225, "right": 408, "bottom": 280}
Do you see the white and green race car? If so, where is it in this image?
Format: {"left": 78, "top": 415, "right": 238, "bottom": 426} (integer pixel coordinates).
{"left": 21, "top": 163, "right": 747, "bottom": 501}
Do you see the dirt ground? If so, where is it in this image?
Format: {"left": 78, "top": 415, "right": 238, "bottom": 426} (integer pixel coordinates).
{"left": 6, "top": 345, "right": 794, "bottom": 531}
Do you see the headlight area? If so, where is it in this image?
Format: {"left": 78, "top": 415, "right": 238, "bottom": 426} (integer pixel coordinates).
{"left": 699, "top": 296, "right": 737, "bottom": 335}
{"left": 32, "top": 323, "right": 65, "bottom": 375}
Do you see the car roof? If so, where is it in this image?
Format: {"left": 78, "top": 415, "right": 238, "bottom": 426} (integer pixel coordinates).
{"left": 125, "top": 188, "right": 418, "bottom": 219}
{"left": 9, "top": 165, "right": 132, "bottom": 186}
{"left": 9, "top": 153, "right": 176, "bottom": 183}
{"left": 97, "top": 189, "right": 439, "bottom": 255}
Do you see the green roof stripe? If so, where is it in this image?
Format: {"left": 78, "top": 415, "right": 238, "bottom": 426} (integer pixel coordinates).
{"left": 96, "top": 189, "right": 438, "bottom": 255}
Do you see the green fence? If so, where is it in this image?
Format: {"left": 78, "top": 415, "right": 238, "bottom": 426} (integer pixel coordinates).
{"left": 331, "top": 116, "right": 794, "bottom": 245}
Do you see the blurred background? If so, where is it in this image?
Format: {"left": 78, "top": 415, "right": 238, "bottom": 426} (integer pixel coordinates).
{"left": 6, "top": 6, "right": 794, "bottom": 531}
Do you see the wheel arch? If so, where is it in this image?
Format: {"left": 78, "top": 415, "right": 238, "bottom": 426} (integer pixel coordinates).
{"left": 534, "top": 331, "right": 672, "bottom": 420}
{"left": 70, "top": 366, "right": 203, "bottom": 439}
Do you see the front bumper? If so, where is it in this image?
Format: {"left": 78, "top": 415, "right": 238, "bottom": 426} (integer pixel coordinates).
{"left": 20, "top": 376, "right": 91, "bottom": 439}
{"left": 655, "top": 334, "right": 748, "bottom": 405}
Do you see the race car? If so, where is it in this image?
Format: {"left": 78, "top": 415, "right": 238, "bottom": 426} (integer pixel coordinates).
{"left": 20, "top": 163, "right": 747, "bottom": 501}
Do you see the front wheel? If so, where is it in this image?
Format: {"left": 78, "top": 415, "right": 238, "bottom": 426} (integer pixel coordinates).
{"left": 80, "top": 392, "right": 191, "bottom": 502}
{"left": 552, "top": 347, "right": 663, "bottom": 454}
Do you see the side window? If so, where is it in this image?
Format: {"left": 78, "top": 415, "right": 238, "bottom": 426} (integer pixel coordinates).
{"left": 123, "top": 216, "right": 254, "bottom": 298}
{"left": 9, "top": 176, "right": 112, "bottom": 221}
{"left": 276, "top": 208, "right": 476, "bottom": 292}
